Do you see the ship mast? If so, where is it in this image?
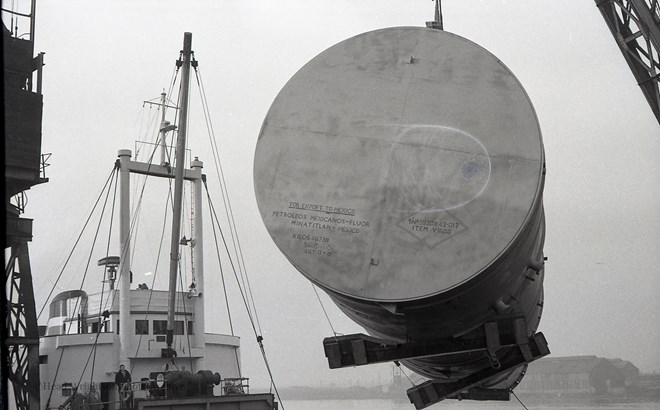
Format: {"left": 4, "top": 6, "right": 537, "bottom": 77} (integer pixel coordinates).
{"left": 166, "top": 32, "right": 193, "bottom": 351}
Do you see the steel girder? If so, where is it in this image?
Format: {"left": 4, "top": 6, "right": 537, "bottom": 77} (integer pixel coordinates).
{"left": 596, "top": 0, "right": 660, "bottom": 125}
{"left": 4, "top": 242, "right": 41, "bottom": 410}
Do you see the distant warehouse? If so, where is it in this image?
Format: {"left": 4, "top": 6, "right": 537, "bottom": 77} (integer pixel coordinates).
{"left": 516, "top": 356, "right": 631, "bottom": 396}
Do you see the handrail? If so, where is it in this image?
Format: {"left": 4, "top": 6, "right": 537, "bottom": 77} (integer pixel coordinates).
{"left": 1, "top": 7, "right": 31, "bottom": 18}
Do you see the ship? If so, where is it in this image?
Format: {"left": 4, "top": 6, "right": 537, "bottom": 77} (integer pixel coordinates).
{"left": 38, "top": 32, "right": 278, "bottom": 410}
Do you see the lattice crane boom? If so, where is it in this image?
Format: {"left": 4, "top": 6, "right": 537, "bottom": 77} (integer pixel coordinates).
{"left": 595, "top": 0, "right": 660, "bottom": 125}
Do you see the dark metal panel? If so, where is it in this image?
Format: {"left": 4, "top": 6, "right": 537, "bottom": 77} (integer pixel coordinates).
{"left": 5, "top": 217, "right": 33, "bottom": 242}
{"left": 4, "top": 89, "right": 44, "bottom": 169}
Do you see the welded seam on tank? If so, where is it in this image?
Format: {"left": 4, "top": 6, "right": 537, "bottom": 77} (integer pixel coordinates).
{"left": 269, "top": 125, "right": 541, "bottom": 163}
{"left": 358, "top": 137, "right": 398, "bottom": 298}
{"left": 261, "top": 141, "right": 287, "bottom": 220}
{"left": 495, "top": 161, "right": 515, "bottom": 247}
{"left": 359, "top": 37, "right": 422, "bottom": 298}
{"left": 395, "top": 30, "right": 424, "bottom": 133}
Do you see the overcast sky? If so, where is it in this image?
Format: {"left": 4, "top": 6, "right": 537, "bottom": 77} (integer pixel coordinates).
{"left": 15, "top": 0, "right": 659, "bottom": 390}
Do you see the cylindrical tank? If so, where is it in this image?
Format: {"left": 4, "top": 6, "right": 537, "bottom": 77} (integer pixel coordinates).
{"left": 254, "top": 27, "right": 545, "bottom": 388}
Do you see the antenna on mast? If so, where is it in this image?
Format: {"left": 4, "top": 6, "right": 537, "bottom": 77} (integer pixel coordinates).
{"left": 144, "top": 91, "right": 178, "bottom": 165}
{"left": 426, "top": 0, "right": 444, "bottom": 30}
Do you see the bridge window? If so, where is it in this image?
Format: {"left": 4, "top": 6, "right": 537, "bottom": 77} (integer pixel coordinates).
{"left": 152, "top": 320, "right": 184, "bottom": 335}
{"left": 135, "top": 320, "right": 149, "bottom": 335}
{"left": 187, "top": 321, "right": 194, "bottom": 335}
{"left": 153, "top": 320, "right": 167, "bottom": 335}
{"left": 50, "top": 301, "right": 67, "bottom": 318}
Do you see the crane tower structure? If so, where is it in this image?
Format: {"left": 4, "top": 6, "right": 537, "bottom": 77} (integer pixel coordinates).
{"left": 596, "top": 0, "right": 660, "bottom": 125}
{"left": 3, "top": 0, "right": 47, "bottom": 409}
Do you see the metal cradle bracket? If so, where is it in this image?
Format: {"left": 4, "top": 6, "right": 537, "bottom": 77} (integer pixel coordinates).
{"left": 407, "top": 331, "right": 549, "bottom": 409}
{"left": 322, "top": 317, "right": 549, "bottom": 409}
{"left": 323, "top": 316, "right": 545, "bottom": 368}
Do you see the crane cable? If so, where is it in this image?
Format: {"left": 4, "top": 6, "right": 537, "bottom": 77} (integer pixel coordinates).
{"left": 393, "top": 361, "right": 417, "bottom": 387}
{"left": 311, "top": 284, "right": 342, "bottom": 341}
{"left": 511, "top": 389, "right": 530, "bottom": 410}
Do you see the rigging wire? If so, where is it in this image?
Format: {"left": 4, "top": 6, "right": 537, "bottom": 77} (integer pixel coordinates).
{"left": 133, "top": 103, "right": 160, "bottom": 158}
{"left": 511, "top": 389, "right": 530, "bottom": 410}
{"left": 37, "top": 166, "right": 118, "bottom": 321}
{"left": 180, "top": 180, "right": 191, "bottom": 288}
{"left": 256, "top": 336, "right": 284, "bottom": 407}
{"left": 132, "top": 144, "right": 194, "bottom": 372}
{"left": 177, "top": 258, "right": 195, "bottom": 371}
{"left": 129, "top": 197, "right": 142, "bottom": 269}
{"left": 91, "top": 163, "right": 121, "bottom": 386}
{"left": 45, "top": 129, "right": 178, "bottom": 384}
{"left": 59, "top": 164, "right": 116, "bottom": 338}
{"left": 78, "top": 138, "right": 165, "bottom": 378}
{"left": 193, "top": 66, "right": 263, "bottom": 334}
{"left": 394, "top": 361, "right": 417, "bottom": 387}
{"left": 100, "top": 137, "right": 167, "bottom": 375}
{"left": 311, "top": 284, "right": 342, "bottom": 340}
{"left": 41, "top": 51, "right": 290, "bottom": 404}
{"left": 204, "top": 182, "right": 285, "bottom": 408}
{"left": 203, "top": 182, "right": 235, "bottom": 336}
{"left": 152, "top": 62, "right": 182, "bottom": 167}
{"left": 43, "top": 348, "right": 66, "bottom": 410}
{"left": 61, "top": 165, "right": 115, "bottom": 381}
{"left": 42, "top": 60, "right": 191, "bottom": 394}
{"left": 67, "top": 166, "right": 117, "bottom": 326}
{"left": 189, "top": 186, "right": 196, "bottom": 286}
{"left": 75, "top": 329, "right": 106, "bottom": 393}
{"left": 43, "top": 165, "right": 118, "bottom": 403}
{"left": 132, "top": 185, "right": 173, "bottom": 368}
{"left": 204, "top": 181, "right": 240, "bottom": 375}
{"left": 193, "top": 62, "right": 285, "bottom": 405}
{"left": 130, "top": 85, "right": 179, "bottom": 270}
